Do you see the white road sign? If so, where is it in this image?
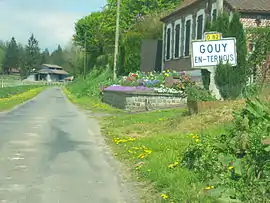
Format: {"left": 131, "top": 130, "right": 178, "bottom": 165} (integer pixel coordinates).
{"left": 191, "top": 38, "right": 237, "bottom": 68}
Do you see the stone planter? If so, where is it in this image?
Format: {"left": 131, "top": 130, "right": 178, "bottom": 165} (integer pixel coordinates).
{"left": 187, "top": 100, "right": 198, "bottom": 115}
{"left": 102, "top": 90, "right": 186, "bottom": 112}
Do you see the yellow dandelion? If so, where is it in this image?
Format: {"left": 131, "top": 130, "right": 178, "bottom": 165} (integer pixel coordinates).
{"left": 205, "top": 186, "right": 214, "bottom": 190}
{"left": 161, "top": 194, "right": 169, "bottom": 199}
{"left": 228, "top": 166, "right": 234, "bottom": 170}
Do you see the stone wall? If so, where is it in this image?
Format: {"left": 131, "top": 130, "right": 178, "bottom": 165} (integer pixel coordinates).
{"left": 102, "top": 90, "right": 186, "bottom": 112}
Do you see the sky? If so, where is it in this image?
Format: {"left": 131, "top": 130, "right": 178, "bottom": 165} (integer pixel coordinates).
{"left": 0, "top": 0, "right": 107, "bottom": 52}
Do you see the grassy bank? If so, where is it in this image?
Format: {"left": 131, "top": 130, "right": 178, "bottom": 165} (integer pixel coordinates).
{"left": 0, "top": 85, "right": 42, "bottom": 98}
{"left": 0, "top": 86, "right": 46, "bottom": 111}
{"left": 64, "top": 68, "right": 122, "bottom": 114}
{"left": 64, "top": 70, "right": 270, "bottom": 202}
{"left": 101, "top": 108, "right": 233, "bottom": 202}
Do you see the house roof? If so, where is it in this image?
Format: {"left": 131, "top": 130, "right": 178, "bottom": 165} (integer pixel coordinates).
{"left": 42, "top": 64, "right": 63, "bottom": 69}
{"left": 161, "top": 0, "right": 270, "bottom": 21}
{"left": 37, "top": 68, "right": 69, "bottom": 75}
{"left": 225, "top": 0, "right": 270, "bottom": 13}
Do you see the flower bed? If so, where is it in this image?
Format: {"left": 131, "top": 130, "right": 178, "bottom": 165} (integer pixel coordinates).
{"left": 103, "top": 70, "right": 195, "bottom": 94}
{"left": 103, "top": 85, "right": 154, "bottom": 92}
{"left": 101, "top": 71, "right": 194, "bottom": 111}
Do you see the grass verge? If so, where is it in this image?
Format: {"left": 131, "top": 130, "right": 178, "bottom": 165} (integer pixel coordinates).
{"left": 101, "top": 107, "right": 233, "bottom": 202}
{"left": 0, "top": 87, "right": 46, "bottom": 111}
{"left": 64, "top": 68, "right": 122, "bottom": 114}
{"left": 64, "top": 70, "right": 270, "bottom": 202}
{"left": 63, "top": 87, "right": 122, "bottom": 114}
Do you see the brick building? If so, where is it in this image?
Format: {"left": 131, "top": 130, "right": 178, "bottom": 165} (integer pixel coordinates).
{"left": 160, "top": 0, "right": 270, "bottom": 77}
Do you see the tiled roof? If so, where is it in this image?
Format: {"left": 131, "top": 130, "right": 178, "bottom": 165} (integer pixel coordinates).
{"left": 42, "top": 64, "right": 63, "bottom": 69}
{"left": 161, "top": 0, "right": 270, "bottom": 21}
{"left": 225, "top": 0, "right": 270, "bottom": 13}
{"left": 37, "top": 69, "right": 69, "bottom": 75}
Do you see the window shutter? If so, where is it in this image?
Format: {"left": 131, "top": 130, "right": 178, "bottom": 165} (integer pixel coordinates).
{"left": 197, "top": 15, "right": 203, "bottom": 39}
{"left": 166, "top": 28, "right": 171, "bottom": 60}
{"left": 185, "top": 20, "right": 191, "bottom": 56}
{"left": 174, "top": 24, "right": 181, "bottom": 58}
{"left": 212, "top": 9, "right": 217, "bottom": 21}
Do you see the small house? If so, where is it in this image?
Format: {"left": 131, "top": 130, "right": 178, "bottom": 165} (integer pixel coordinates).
{"left": 25, "top": 64, "right": 70, "bottom": 82}
{"left": 160, "top": 0, "right": 270, "bottom": 72}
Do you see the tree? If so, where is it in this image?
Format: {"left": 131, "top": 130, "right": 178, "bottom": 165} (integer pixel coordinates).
{"left": 62, "top": 43, "right": 84, "bottom": 76}
{"left": 0, "top": 47, "right": 5, "bottom": 73}
{"left": 247, "top": 26, "right": 270, "bottom": 86}
{"left": 41, "top": 48, "right": 51, "bottom": 64}
{"left": 3, "top": 37, "right": 19, "bottom": 74}
{"left": 73, "top": 0, "right": 182, "bottom": 75}
{"left": 21, "top": 34, "right": 41, "bottom": 77}
{"left": 206, "top": 12, "right": 248, "bottom": 99}
{"left": 51, "top": 45, "right": 65, "bottom": 66}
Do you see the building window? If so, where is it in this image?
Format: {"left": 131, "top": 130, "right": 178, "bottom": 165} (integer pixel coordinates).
{"left": 184, "top": 15, "right": 192, "bottom": 56}
{"left": 196, "top": 9, "right": 205, "bottom": 40}
{"left": 211, "top": 3, "right": 217, "bottom": 21}
{"left": 212, "top": 9, "right": 217, "bottom": 21}
{"left": 165, "top": 25, "right": 172, "bottom": 60}
{"left": 174, "top": 19, "right": 182, "bottom": 58}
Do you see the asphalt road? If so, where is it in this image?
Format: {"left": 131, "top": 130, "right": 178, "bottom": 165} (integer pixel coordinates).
{"left": 0, "top": 87, "right": 137, "bottom": 203}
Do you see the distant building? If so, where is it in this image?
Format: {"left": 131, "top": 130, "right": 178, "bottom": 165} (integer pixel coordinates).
{"left": 25, "top": 64, "right": 70, "bottom": 82}
{"left": 160, "top": 0, "right": 270, "bottom": 72}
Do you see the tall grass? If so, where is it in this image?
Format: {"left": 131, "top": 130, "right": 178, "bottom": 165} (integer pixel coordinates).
{"left": 66, "top": 68, "right": 113, "bottom": 98}
{"left": 65, "top": 68, "right": 121, "bottom": 113}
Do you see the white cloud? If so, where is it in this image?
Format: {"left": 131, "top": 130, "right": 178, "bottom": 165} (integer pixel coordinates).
{"left": 0, "top": 0, "right": 106, "bottom": 52}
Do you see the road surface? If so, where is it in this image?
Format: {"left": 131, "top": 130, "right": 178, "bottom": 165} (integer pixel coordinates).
{"left": 0, "top": 87, "right": 137, "bottom": 203}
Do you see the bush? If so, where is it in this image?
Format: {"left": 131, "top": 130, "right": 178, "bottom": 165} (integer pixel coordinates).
{"left": 215, "top": 62, "right": 245, "bottom": 99}
{"left": 205, "top": 12, "right": 249, "bottom": 99}
{"left": 186, "top": 85, "right": 216, "bottom": 102}
{"left": 181, "top": 98, "right": 270, "bottom": 202}
{"left": 118, "top": 32, "right": 142, "bottom": 75}
{"left": 66, "top": 68, "right": 113, "bottom": 98}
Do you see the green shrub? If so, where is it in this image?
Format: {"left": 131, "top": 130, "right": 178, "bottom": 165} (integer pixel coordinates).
{"left": 118, "top": 32, "right": 142, "bottom": 75}
{"left": 186, "top": 85, "right": 216, "bottom": 102}
{"left": 215, "top": 62, "right": 245, "bottom": 99}
{"left": 66, "top": 68, "right": 113, "bottom": 98}
{"left": 181, "top": 98, "right": 270, "bottom": 202}
{"left": 205, "top": 12, "right": 249, "bottom": 99}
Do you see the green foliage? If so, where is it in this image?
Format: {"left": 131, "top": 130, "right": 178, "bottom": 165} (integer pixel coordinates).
{"left": 21, "top": 34, "right": 41, "bottom": 78}
{"left": 40, "top": 48, "right": 51, "bottom": 64}
{"left": 66, "top": 68, "right": 113, "bottom": 98}
{"left": 0, "top": 85, "right": 41, "bottom": 98}
{"left": 186, "top": 85, "right": 216, "bottom": 102}
{"left": 242, "top": 83, "right": 260, "bottom": 98}
{"left": 247, "top": 26, "right": 270, "bottom": 84}
{"left": 0, "top": 47, "right": 5, "bottom": 73}
{"left": 73, "top": 0, "right": 182, "bottom": 75}
{"left": 215, "top": 62, "right": 243, "bottom": 99}
{"left": 118, "top": 32, "right": 142, "bottom": 75}
{"left": 206, "top": 12, "right": 248, "bottom": 99}
{"left": 3, "top": 37, "right": 19, "bottom": 73}
{"left": 181, "top": 98, "right": 270, "bottom": 202}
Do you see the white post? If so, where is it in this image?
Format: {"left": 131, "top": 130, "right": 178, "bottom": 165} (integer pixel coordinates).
{"left": 205, "top": 67, "right": 222, "bottom": 100}
{"left": 113, "top": 0, "right": 121, "bottom": 80}
{"left": 216, "top": 0, "right": 223, "bottom": 16}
